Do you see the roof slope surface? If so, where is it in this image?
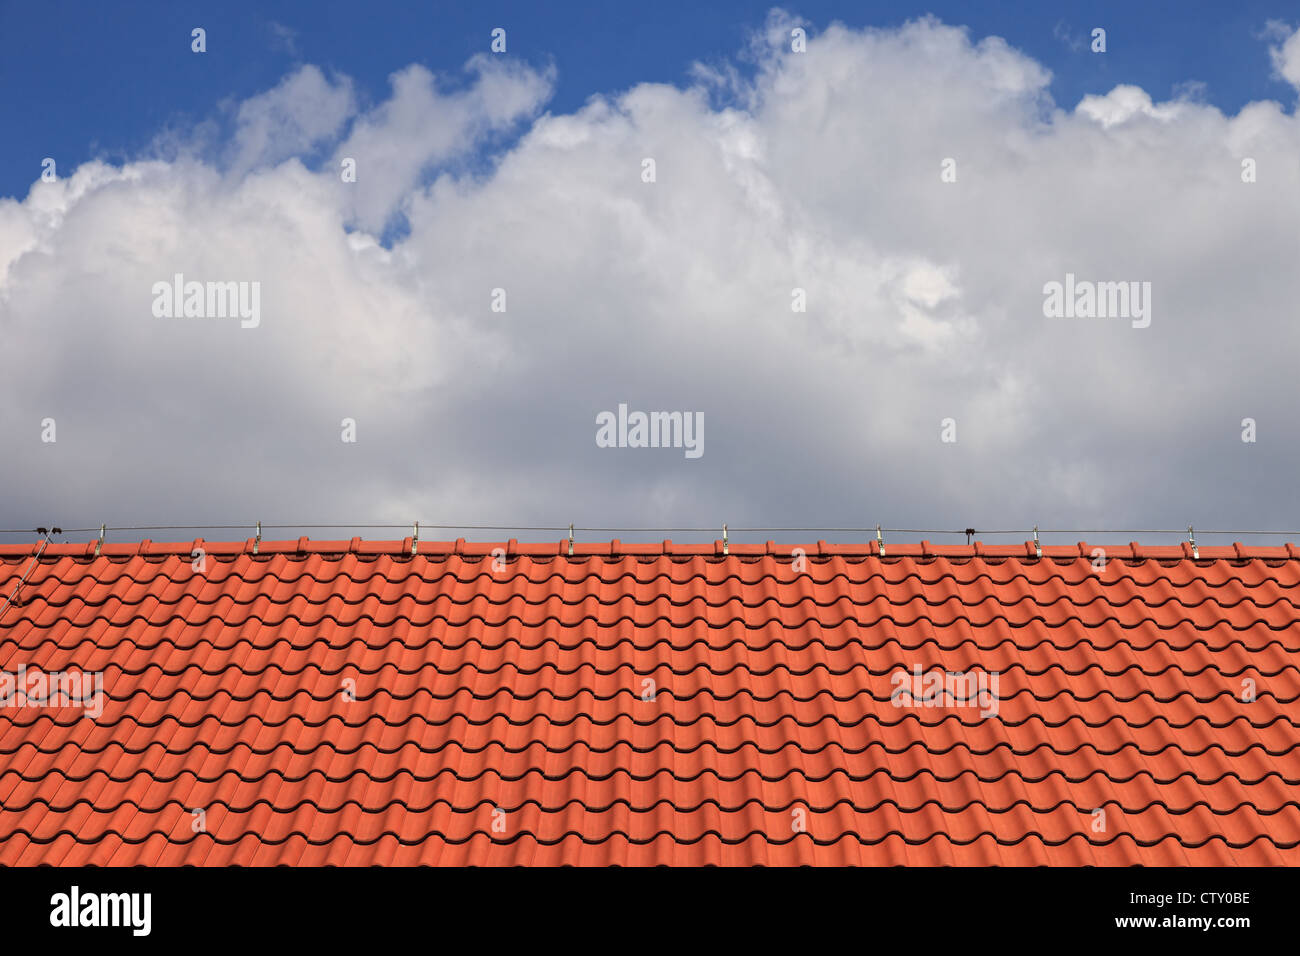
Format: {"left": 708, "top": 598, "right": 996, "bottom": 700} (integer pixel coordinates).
{"left": 1, "top": 537, "right": 1297, "bottom": 865}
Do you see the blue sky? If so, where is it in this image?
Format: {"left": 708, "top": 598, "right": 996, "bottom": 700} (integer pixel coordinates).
{"left": 1, "top": 0, "right": 1296, "bottom": 201}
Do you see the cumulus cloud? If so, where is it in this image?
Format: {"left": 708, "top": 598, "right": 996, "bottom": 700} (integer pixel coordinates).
{"left": 1075, "top": 85, "right": 1186, "bottom": 127}
{"left": 334, "top": 56, "right": 555, "bottom": 232}
{"left": 229, "top": 65, "right": 356, "bottom": 176}
{"left": 2, "top": 16, "right": 1299, "bottom": 543}
{"left": 1268, "top": 21, "right": 1300, "bottom": 91}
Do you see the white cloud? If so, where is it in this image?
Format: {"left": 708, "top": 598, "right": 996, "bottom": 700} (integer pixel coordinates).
{"left": 2, "top": 20, "right": 1299, "bottom": 540}
{"left": 229, "top": 65, "right": 356, "bottom": 175}
{"left": 1268, "top": 22, "right": 1300, "bottom": 91}
{"left": 334, "top": 56, "right": 554, "bottom": 232}
{"left": 1076, "top": 85, "right": 1185, "bottom": 127}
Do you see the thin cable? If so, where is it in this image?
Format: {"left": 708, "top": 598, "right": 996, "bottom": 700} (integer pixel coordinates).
{"left": 3, "top": 524, "right": 1299, "bottom": 538}
{"left": 0, "top": 534, "right": 50, "bottom": 625}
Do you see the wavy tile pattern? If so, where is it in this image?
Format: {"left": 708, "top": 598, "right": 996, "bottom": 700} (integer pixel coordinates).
{"left": 1, "top": 538, "right": 1297, "bottom": 865}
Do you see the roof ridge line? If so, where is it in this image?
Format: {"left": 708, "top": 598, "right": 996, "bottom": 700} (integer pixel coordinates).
{"left": 1, "top": 537, "right": 1297, "bottom": 561}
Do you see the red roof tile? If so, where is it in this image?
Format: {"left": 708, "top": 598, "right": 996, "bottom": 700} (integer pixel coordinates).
{"left": 0, "top": 537, "right": 1297, "bottom": 865}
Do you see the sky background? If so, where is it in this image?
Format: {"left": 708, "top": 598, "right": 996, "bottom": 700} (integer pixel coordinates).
{"left": 2, "top": 1, "right": 1299, "bottom": 546}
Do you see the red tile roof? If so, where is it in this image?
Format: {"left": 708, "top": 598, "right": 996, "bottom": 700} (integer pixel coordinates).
{"left": 1, "top": 536, "right": 1297, "bottom": 865}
